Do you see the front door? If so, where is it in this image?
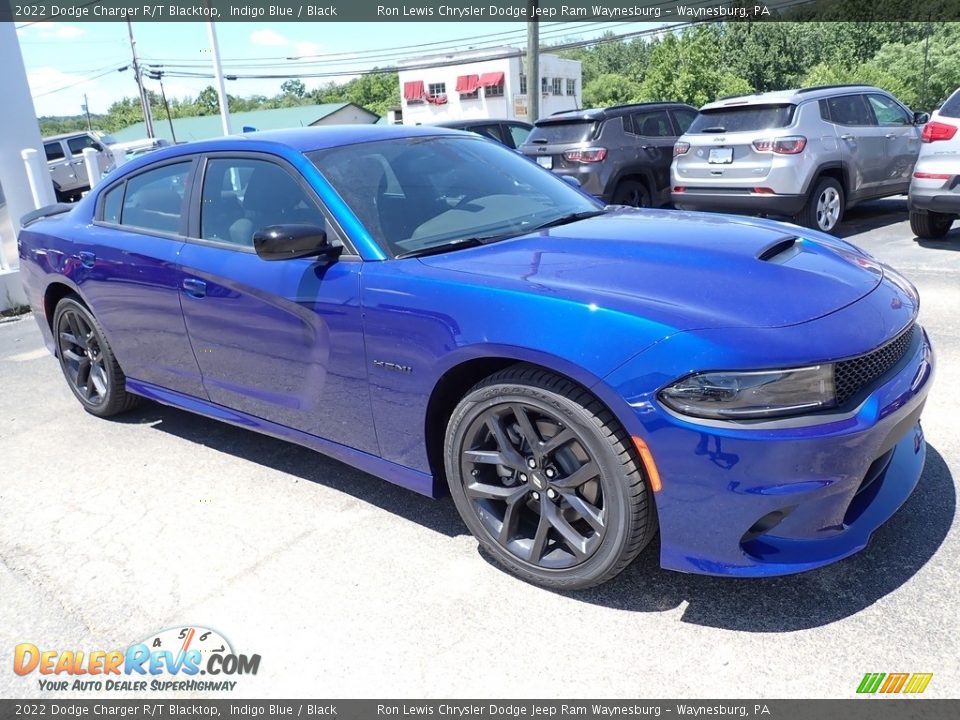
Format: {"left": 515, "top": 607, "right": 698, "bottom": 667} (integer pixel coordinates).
{"left": 177, "top": 154, "right": 377, "bottom": 453}
{"left": 867, "top": 93, "right": 921, "bottom": 195}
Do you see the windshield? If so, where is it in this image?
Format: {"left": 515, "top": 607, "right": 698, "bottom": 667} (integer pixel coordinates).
{"left": 309, "top": 136, "right": 601, "bottom": 258}
{"left": 526, "top": 120, "right": 599, "bottom": 145}
{"left": 940, "top": 89, "right": 960, "bottom": 118}
{"left": 688, "top": 104, "right": 796, "bottom": 133}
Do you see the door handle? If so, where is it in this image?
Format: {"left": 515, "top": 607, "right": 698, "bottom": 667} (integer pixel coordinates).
{"left": 840, "top": 134, "right": 854, "bottom": 141}
{"left": 885, "top": 133, "right": 896, "bottom": 139}
{"left": 77, "top": 251, "right": 96, "bottom": 268}
{"left": 182, "top": 278, "right": 207, "bottom": 298}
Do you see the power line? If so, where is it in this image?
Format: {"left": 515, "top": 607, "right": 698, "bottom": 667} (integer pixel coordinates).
{"left": 33, "top": 65, "right": 129, "bottom": 98}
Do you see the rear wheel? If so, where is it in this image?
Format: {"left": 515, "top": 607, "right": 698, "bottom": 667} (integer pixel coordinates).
{"left": 910, "top": 209, "right": 954, "bottom": 239}
{"left": 796, "top": 177, "right": 844, "bottom": 233}
{"left": 53, "top": 297, "right": 141, "bottom": 417}
{"left": 444, "top": 365, "right": 657, "bottom": 589}
{"left": 611, "top": 179, "right": 651, "bottom": 208}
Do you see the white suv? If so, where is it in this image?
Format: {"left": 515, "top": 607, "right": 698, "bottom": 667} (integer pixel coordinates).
{"left": 672, "top": 85, "right": 927, "bottom": 232}
{"left": 909, "top": 88, "right": 960, "bottom": 239}
{"left": 43, "top": 132, "right": 115, "bottom": 202}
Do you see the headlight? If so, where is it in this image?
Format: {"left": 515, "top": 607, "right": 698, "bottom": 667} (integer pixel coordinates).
{"left": 659, "top": 365, "right": 836, "bottom": 420}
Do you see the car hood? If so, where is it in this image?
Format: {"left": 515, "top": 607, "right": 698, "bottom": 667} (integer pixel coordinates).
{"left": 418, "top": 208, "right": 884, "bottom": 331}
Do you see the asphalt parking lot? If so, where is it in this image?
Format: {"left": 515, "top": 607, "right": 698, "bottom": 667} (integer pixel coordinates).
{"left": 1, "top": 196, "right": 958, "bottom": 699}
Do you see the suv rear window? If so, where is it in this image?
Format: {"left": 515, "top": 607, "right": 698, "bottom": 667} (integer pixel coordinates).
{"left": 687, "top": 104, "right": 796, "bottom": 133}
{"left": 940, "top": 89, "right": 960, "bottom": 118}
{"left": 527, "top": 120, "right": 598, "bottom": 145}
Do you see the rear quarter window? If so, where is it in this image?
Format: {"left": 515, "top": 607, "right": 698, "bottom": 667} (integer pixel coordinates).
{"left": 939, "top": 89, "right": 960, "bottom": 118}
{"left": 687, "top": 104, "right": 796, "bottom": 133}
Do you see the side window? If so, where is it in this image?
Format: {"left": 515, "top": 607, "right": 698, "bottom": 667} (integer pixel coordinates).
{"left": 44, "top": 142, "right": 65, "bottom": 161}
{"left": 100, "top": 183, "right": 124, "bottom": 224}
{"left": 819, "top": 99, "right": 831, "bottom": 121}
{"left": 120, "top": 162, "right": 191, "bottom": 235}
{"left": 629, "top": 110, "right": 673, "bottom": 137}
{"left": 67, "top": 135, "right": 100, "bottom": 156}
{"left": 470, "top": 124, "right": 505, "bottom": 144}
{"left": 671, "top": 109, "right": 697, "bottom": 134}
{"left": 826, "top": 95, "right": 874, "bottom": 126}
{"left": 867, "top": 94, "right": 910, "bottom": 126}
{"left": 200, "top": 158, "right": 332, "bottom": 249}
{"left": 506, "top": 123, "right": 531, "bottom": 148}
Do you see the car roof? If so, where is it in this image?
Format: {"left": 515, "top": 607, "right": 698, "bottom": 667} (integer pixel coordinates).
{"left": 535, "top": 102, "right": 694, "bottom": 125}
{"left": 42, "top": 131, "right": 97, "bottom": 142}
{"left": 433, "top": 119, "right": 531, "bottom": 128}
{"left": 700, "top": 85, "right": 886, "bottom": 110}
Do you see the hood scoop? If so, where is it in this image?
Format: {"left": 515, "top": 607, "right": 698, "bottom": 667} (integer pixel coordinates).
{"left": 757, "top": 236, "right": 800, "bottom": 263}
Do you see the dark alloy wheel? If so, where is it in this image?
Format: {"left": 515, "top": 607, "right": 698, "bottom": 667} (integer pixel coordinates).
{"left": 53, "top": 297, "right": 141, "bottom": 417}
{"left": 445, "top": 365, "right": 656, "bottom": 589}
{"left": 612, "top": 179, "right": 651, "bottom": 208}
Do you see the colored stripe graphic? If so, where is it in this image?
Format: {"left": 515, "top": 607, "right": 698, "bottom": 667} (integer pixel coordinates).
{"left": 903, "top": 673, "right": 933, "bottom": 694}
{"left": 880, "top": 673, "right": 909, "bottom": 693}
{"left": 857, "top": 673, "right": 886, "bottom": 694}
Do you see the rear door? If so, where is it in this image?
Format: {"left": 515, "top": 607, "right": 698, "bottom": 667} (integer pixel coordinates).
{"left": 826, "top": 93, "right": 888, "bottom": 195}
{"left": 866, "top": 93, "right": 921, "bottom": 194}
{"left": 177, "top": 153, "right": 377, "bottom": 452}
{"left": 626, "top": 108, "right": 677, "bottom": 197}
{"left": 45, "top": 141, "right": 78, "bottom": 194}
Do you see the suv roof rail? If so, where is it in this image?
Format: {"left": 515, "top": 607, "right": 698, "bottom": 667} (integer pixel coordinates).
{"left": 795, "top": 84, "right": 876, "bottom": 94}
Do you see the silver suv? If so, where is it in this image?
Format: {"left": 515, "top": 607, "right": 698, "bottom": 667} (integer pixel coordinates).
{"left": 908, "top": 87, "right": 960, "bottom": 239}
{"left": 43, "top": 132, "right": 115, "bottom": 202}
{"left": 672, "top": 85, "right": 928, "bottom": 232}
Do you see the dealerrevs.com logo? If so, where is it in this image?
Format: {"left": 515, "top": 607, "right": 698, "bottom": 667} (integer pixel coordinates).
{"left": 856, "top": 672, "right": 933, "bottom": 695}
{"left": 14, "top": 626, "right": 261, "bottom": 692}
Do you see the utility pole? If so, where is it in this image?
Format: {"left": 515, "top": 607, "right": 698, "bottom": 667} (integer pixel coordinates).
{"left": 148, "top": 70, "right": 177, "bottom": 143}
{"left": 126, "top": 20, "right": 155, "bottom": 138}
{"left": 526, "top": 0, "right": 540, "bottom": 123}
{"left": 206, "top": 20, "right": 232, "bottom": 136}
{"left": 82, "top": 94, "right": 92, "bottom": 131}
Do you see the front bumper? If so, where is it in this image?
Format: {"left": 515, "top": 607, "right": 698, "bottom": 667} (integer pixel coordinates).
{"left": 603, "top": 311, "right": 934, "bottom": 577}
{"left": 672, "top": 189, "right": 807, "bottom": 217}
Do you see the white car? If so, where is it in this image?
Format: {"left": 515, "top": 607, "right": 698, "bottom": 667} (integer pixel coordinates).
{"left": 909, "top": 88, "right": 960, "bottom": 239}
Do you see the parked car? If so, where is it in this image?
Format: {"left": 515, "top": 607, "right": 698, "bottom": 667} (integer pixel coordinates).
{"left": 431, "top": 119, "right": 532, "bottom": 149}
{"left": 42, "top": 131, "right": 115, "bottom": 202}
{"left": 672, "top": 85, "right": 928, "bottom": 232}
{"left": 909, "top": 87, "right": 960, "bottom": 239}
{"left": 19, "top": 126, "right": 933, "bottom": 589}
{"left": 520, "top": 102, "right": 698, "bottom": 207}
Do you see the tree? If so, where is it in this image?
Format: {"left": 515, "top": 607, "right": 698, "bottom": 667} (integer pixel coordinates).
{"left": 280, "top": 79, "right": 306, "bottom": 98}
{"left": 583, "top": 74, "right": 642, "bottom": 107}
{"left": 195, "top": 86, "right": 220, "bottom": 115}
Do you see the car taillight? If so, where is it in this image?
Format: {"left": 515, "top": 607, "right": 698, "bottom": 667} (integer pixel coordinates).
{"left": 563, "top": 148, "right": 607, "bottom": 163}
{"left": 921, "top": 121, "right": 958, "bottom": 142}
{"left": 753, "top": 136, "right": 807, "bottom": 154}
{"left": 673, "top": 142, "right": 690, "bottom": 157}
{"left": 673, "top": 186, "right": 686, "bottom": 193}
{"left": 913, "top": 171, "right": 952, "bottom": 180}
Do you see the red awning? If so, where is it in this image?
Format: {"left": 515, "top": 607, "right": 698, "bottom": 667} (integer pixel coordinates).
{"left": 403, "top": 80, "right": 425, "bottom": 101}
{"left": 478, "top": 72, "right": 505, "bottom": 88}
{"left": 455, "top": 75, "right": 480, "bottom": 94}
{"left": 426, "top": 93, "right": 448, "bottom": 106}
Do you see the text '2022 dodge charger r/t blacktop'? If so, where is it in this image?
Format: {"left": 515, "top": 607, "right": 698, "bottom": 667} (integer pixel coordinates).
{"left": 18, "top": 125, "right": 934, "bottom": 589}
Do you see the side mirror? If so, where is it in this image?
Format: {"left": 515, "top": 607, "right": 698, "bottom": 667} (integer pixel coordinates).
{"left": 253, "top": 224, "right": 342, "bottom": 262}
{"left": 914, "top": 111, "right": 930, "bottom": 125}
{"left": 561, "top": 175, "right": 582, "bottom": 189}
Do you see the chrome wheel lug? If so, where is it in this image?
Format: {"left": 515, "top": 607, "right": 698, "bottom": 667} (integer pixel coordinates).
{"left": 545, "top": 468, "right": 555, "bottom": 478}
{"left": 532, "top": 491, "right": 540, "bottom": 501}
{"left": 471, "top": 469, "right": 479, "bottom": 477}
{"left": 527, "top": 458, "right": 537, "bottom": 469}
{"left": 519, "top": 473, "right": 527, "bottom": 483}
{"left": 547, "top": 488, "right": 557, "bottom": 500}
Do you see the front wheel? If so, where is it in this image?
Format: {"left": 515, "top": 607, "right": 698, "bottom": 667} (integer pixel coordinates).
{"left": 53, "top": 297, "right": 141, "bottom": 417}
{"left": 910, "top": 209, "right": 954, "bottom": 239}
{"left": 611, "top": 179, "right": 651, "bottom": 208}
{"left": 795, "top": 177, "right": 844, "bottom": 233}
{"left": 444, "top": 365, "right": 657, "bottom": 589}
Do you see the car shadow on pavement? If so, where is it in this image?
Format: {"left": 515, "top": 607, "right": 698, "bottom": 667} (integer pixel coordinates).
{"left": 565, "top": 445, "right": 955, "bottom": 632}
{"left": 916, "top": 232, "right": 960, "bottom": 249}
{"left": 115, "top": 402, "right": 468, "bottom": 538}
{"left": 834, "top": 196, "right": 909, "bottom": 239}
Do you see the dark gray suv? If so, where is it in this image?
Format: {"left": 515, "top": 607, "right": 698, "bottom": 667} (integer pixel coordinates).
{"left": 519, "top": 102, "right": 698, "bottom": 207}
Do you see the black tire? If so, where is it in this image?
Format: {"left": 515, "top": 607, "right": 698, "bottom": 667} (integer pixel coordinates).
{"left": 910, "top": 209, "right": 954, "bottom": 239}
{"left": 444, "top": 365, "right": 657, "bottom": 590}
{"left": 795, "top": 177, "right": 844, "bottom": 233}
{"left": 52, "top": 296, "right": 141, "bottom": 417}
{"left": 611, "top": 179, "right": 652, "bottom": 208}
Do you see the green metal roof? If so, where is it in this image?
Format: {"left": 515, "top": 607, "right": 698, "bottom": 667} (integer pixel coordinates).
{"left": 111, "top": 103, "right": 376, "bottom": 143}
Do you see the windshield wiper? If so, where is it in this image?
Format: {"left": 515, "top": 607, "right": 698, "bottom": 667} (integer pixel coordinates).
{"left": 529, "top": 209, "right": 607, "bottom": 232}
{"left": 394, "top": 233, "right": 508, "bottom": 259}
{"left": 702, "top": 125, "right": 726, "bottom": 133}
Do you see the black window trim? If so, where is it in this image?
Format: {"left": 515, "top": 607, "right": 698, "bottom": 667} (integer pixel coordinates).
{"left": 92, "top": 156, "right": 197, "bottom": 241}
{"left": 188, "top": 150, "right": 360, "bottom": 260}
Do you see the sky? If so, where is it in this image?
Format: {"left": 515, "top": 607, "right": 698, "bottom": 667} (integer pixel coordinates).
{"left": 13, "top": 20, "right": 659, "bottom": 119}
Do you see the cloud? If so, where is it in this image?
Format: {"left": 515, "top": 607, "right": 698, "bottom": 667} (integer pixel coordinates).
{"left": 36, "top": 23, "right": 86, "bottom": 40}
{"left": 250, "top": 29, "right": 289, "bottom": 47}
{"left": 28, "top": 67, "right": 87, "bottom": 94}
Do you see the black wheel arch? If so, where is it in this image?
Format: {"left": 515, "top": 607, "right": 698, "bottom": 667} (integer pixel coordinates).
{"left": 804, "top": 162, "right": 852, "bottom": 204}
{"left": 604, "top": 167, "right": 657, "bottom": 203}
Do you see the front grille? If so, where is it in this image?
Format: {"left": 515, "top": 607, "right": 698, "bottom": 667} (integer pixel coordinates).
{"left": 835, "top": 324, "right": 916, "bottom": 405}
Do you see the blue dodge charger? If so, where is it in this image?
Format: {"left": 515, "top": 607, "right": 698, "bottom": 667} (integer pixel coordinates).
{"left": 18, "top": 125, "right": 933, "bottom": 588}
